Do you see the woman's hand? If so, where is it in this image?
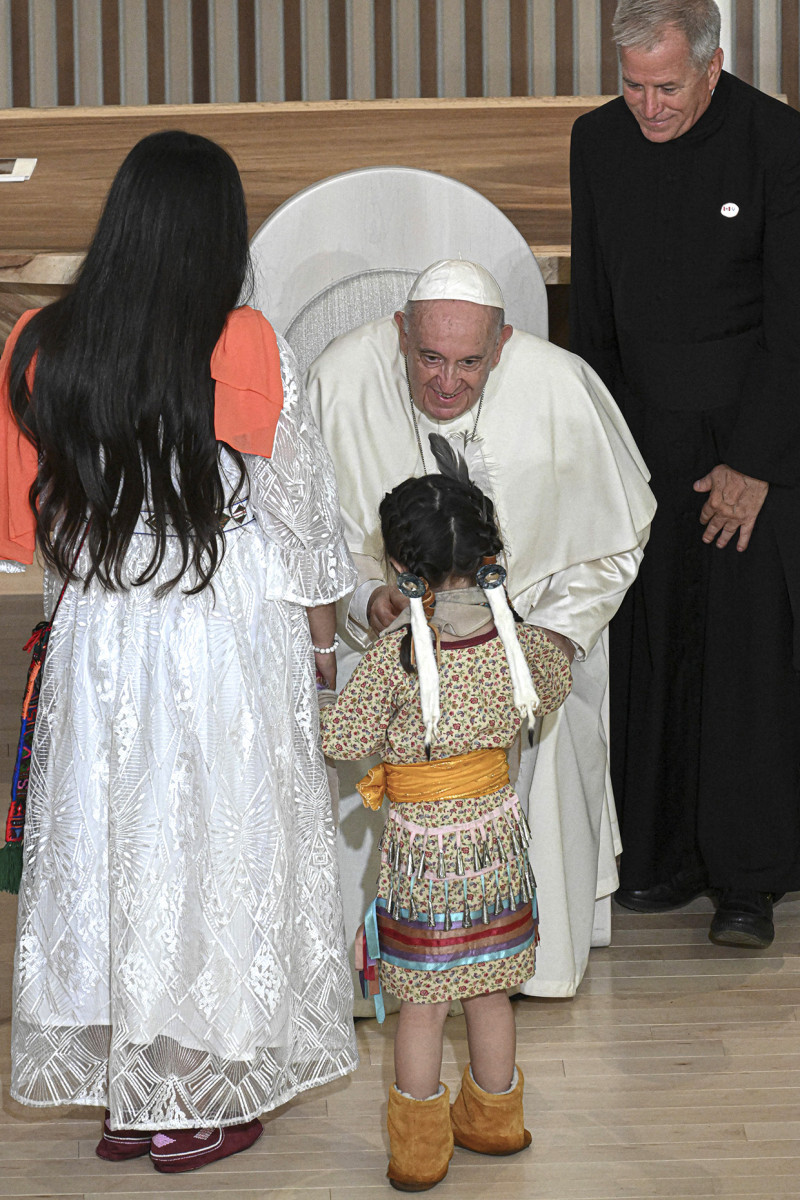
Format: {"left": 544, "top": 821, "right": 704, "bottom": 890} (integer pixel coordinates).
{"left": 308, "top": 601, "right": 338, "bottom": 689}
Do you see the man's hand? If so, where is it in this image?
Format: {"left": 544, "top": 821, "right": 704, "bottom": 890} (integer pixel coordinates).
{"left": 367, "top": 584, "right": 410, "bottom": 633}
{"left": 693, "top": 463, "right": 769, "bottom": 551}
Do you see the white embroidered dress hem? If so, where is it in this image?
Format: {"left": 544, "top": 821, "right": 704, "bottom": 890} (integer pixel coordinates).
{"left": 10, "top": 336, "right": 358, "bottom": 1128}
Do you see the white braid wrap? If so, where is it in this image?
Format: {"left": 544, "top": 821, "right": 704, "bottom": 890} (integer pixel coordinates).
{"left": 408, "top": 595, "right": 440, "bottom": 750}
{"left": 483, "top": 585, "right": 541, "bottom": 725}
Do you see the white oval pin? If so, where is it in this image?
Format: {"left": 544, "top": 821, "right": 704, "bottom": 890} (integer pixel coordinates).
{"left": 721, "top": 202, "right": 739, "bottom": 218}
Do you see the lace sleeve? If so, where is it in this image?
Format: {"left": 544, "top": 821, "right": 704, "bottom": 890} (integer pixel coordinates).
{"left": 245, "top": 336, "right": 357, "bottom": 606}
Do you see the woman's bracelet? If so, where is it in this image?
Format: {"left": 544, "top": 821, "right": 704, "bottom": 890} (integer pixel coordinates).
{"left": 312, "top": 634, "right": 340, "bottom": 654}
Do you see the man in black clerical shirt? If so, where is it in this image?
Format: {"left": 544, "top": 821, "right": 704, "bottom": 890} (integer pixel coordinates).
{"left": 570, "top": 0, "right": 800, "bottom": 948}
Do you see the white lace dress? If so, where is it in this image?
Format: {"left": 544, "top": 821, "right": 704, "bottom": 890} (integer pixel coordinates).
{"left": 10, "top": 337, "right": 359, "bottom": 1129}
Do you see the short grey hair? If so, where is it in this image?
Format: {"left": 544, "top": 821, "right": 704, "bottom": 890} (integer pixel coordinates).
{"left": 402, "top": 300, "right": 506, "bottom": 337}
{"left": 612, "top": 0, "right": 721, "bottom": 70}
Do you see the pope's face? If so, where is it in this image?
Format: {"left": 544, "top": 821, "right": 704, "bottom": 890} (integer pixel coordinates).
{"left": 395, "top": 300, "right": 512, "bottom": 422}
{"left": 620, "top": 25, "right": 723, "bottom": 143}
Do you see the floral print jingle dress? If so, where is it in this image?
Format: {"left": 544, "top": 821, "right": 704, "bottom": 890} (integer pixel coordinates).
{"left": 320, "top": 624, "right": 571, "bottom": 1003}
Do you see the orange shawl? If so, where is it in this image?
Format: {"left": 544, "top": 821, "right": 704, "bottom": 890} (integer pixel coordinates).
{"left": 0, "top": 304, "right": 284, "bottom": 564}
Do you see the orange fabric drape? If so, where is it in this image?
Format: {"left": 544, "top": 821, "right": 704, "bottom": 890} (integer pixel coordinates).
{"left": 0, "top": 304, "right": 284, "bottom": 566}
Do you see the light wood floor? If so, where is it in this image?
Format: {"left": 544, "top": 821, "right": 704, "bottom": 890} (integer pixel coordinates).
{"left": 2, "top": 592, "right": 800, "bottom": 1197}
{"left": 2, "top": 890, "right": 800, "bottom": 1200}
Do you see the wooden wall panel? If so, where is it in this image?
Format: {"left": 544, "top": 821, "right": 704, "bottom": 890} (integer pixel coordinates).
{"left": 3, "top": 0, "right": 797, "bottom": 109}
{"left": 101, "top": 0, "right": 121, "bottom": 104}
{"left": 0, "top": 98, "right": 597, "bottom": 252}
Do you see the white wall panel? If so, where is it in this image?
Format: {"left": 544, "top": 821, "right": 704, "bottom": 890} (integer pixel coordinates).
{"left": 439, "top": 0, "right": 465, "bottom": 97}
{"left": 393, "top": 0, "right": 419, "bottom": 98}
{"left": 29, "top": 0, "right": 57, "bottom": 107}
{"left": 211, "top": 0, "right": 239, "bottom": 102}
{"left": 303, "top": 0, "right": 329, "bottom": 101}
{"left": 0, "top": 0, "right": 12, "bottom": 108}
{"left": 256, "top": 0, "right": 284, "bottom": 102}
{"left": 348, "top": 0, "right": 374, "bottom": 99}
{"left": 165, "top": 0, "right": 192, "bottom": 103}
{"left": 120, "top": 0, "right": 147, "bottom": 104}
{"left": 576, "top": 0, "right": 600, "bottom": 96}
{"left": 484, "top": 0, "right": 510, "bottom": 96}
{"left": 531, "top": 0, "right": 555, "bottom": 96}
{"left": 76, "top": 0, "right": 103, "bottom": 106}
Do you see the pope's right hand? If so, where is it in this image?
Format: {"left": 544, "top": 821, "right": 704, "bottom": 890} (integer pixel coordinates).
{"left": 367, "top": 584, "right": 410, "bottom": 633}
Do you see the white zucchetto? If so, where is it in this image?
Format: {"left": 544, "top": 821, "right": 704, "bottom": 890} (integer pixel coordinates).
{"left": 407, "top": 259, "right": 505, "bottom": 309}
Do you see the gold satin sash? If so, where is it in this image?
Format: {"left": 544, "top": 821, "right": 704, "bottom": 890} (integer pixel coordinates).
{"left": 356, "top": 747, "right": 510, "bottom": 811}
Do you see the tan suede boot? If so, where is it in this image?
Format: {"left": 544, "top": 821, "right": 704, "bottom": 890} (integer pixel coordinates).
{"left": 450, "top": 1063, "right": 532, "bottom": 1155}
{"left": 386, "top": 1083, "right": 454, "bottom": 1192}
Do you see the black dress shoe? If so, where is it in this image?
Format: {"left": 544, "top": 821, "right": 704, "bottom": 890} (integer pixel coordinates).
{"left": 615, "top": 871, "right": 709, "bottom": 913}
{"left": 709, "top": 890, "right": 780, "bottom": 949}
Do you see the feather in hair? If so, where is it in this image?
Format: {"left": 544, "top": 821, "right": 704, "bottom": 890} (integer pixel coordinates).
{"left": 428, "top": 432, "right": 471, "bottom": 484}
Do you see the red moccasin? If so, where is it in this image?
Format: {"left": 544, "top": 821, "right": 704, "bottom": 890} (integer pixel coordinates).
{"left": 150, "top": 1118, "right": 263, "bottom": 1173}
{"left": 95, "top": 1110, "right": 155, "bottom": 1161}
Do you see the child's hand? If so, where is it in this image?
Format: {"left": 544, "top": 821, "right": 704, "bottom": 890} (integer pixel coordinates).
{"left": 315, "top": 656, "right": 337, "bottom": 689}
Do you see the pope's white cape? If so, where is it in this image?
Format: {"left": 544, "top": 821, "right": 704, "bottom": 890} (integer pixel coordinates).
{"left": 307, "top": 315, "right": 656, "bottom": 1001}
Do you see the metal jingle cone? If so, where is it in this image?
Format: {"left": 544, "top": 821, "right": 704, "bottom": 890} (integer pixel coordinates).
{"left": 462, "top": 883, "right": 473, "bottom": 928}
{"left": 506, "top": 816, "right": 521, "bottom": 857}
{"left": 406, "top": 849, "right": 415, "bottom": 877}
{"left": 480, "top": 878, "right": 489, "bottom": 925}
{"left": 506, "top": 863, "right": 517, "bottom": 911}
{"left": 520, "top": 870, "right": 531, "bottom": 903}
{"left": 456, "top": 846, "right": 465, "bottom": 876}
{"left": 386, "top": 882, "right": 395, "bottom": 914}
{"left": 419, "top": 845, "right": 428, "bottom": 878}
{"left": 493, "top": 871, "right": 504, "bottom": 915}
{"left": 408, "top": 878, "right": 417, "bottom": 921}
{"left": 427, "top": 896, "right": 436, "bottom": 928}
{"left": 437, "top": 848, "right": 446, "bottom": 879}
{"left": 518, "top": 806, "right": 532, "bottom": 842}
{"left": 472, "top": 841, "right": 482, "bottom": 872}
{"left": 444, "top": 894, "right": 453, "bottom": 931}
{"left": 527, "top": 861, "right": 537, "bottom": 892}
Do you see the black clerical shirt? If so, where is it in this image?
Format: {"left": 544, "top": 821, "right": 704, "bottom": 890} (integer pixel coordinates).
{"left": 570, "top": 71, "right": 800, "bottom": 488}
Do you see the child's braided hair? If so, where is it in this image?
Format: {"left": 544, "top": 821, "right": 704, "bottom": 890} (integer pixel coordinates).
{"left": 379, "top": 468, "right": 504, "bottom": 673}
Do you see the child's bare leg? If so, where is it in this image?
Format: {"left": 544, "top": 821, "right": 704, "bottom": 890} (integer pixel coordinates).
{"left": 461, "top": 990, "right": 516, "bottom": 1093}
{"left": 394, "top": 999, "right": 451, "bottom": 1098}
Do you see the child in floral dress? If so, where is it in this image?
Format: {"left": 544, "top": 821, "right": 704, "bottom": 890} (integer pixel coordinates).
{"left": 319, "top": 470, "right": 572, "bottom": 1191}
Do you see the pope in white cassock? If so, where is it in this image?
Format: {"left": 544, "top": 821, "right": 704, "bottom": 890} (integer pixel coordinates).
{"left": 307, "top": 260, "right": 656, "bottom": 1002}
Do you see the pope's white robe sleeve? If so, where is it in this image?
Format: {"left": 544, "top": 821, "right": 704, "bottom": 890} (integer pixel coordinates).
{"left": 523, "top": 547, "right": 644, "bottom": 659}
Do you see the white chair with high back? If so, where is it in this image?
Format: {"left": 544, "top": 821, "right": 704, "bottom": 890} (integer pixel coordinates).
{"left": 248, "top": 167, "right": 613, "bottom": 1015}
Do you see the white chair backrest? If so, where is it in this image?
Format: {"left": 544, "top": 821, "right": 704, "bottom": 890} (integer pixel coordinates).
{"left": 248, "top": 166, "right": 547, "bottom": 372}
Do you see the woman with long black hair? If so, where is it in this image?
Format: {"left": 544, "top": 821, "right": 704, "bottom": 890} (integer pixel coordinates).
{"left": 0, "top": 131, "right": 357, "bottom": 1172}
